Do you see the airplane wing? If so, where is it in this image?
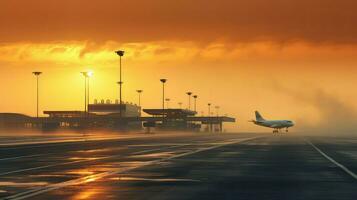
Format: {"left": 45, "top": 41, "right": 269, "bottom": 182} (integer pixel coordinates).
{"left": 270, "top": 124, "right": 280, "bottom": 128}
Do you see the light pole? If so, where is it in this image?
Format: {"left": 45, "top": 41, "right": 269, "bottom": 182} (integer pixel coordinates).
{"left": 208, "top": 103, "right": 211, "bottom": 132}
{"left": 81, "top": 72, "right": 87, "bottom": 114}
{"left": 116, "top": 81, "right": 123, "bottom": 115}
{"left": 208, "top": 103, "right": 211, "bottom": 117}
{"left": 165, "top": 98, "right": 170, "bottom": 109}
{"left": 160, "top": 79, "right": 167, "bottom": 126}
{"left": 193, "top": 95, "right": 198, "bottom": 112}
{"left": 115, "top": 50, "right": 125, "bottom": 118}
{"left": 215, "top": 105, "right": 221, "bottom": 132}
{"left": 87, "top": 71, "right": 93, "bottom": 115}
{"left": 81, "top": 71, "right": 92, "bottom": 116}
{"left": 178, "top": 102, "right": 183, "bottom": 109}
{"left": 136, "top": 90, "right": 143, "bottom": 106}
{"left": 32, "top": 71, "right": 42, "bottom": 118}
{"left": 186, "top": 92, "right": 192, "bottom": 110}
{"left": 215, "top": 106, "right": 220, "bottom": 116}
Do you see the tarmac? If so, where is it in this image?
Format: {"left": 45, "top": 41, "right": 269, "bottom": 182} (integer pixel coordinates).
{"left": 0, "top": 132, "right": 356, "bottom": 200}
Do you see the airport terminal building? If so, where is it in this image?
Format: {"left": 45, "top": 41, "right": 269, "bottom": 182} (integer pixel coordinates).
{"left": 0, "top": 99, "right": 235, "bottom": 132}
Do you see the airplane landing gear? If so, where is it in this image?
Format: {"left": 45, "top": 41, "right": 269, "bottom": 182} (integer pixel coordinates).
{"left": 273, "top": 129, "right": 286, "bottom": 134}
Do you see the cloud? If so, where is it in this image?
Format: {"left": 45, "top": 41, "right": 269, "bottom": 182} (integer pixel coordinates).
{"left": 272, "top": 83, "right": 357, "bottom": 135}
{"left": 1, "top": 41, "right": 357, "bottom": 69}
{"left": 1, "top": 0, "right": 357, "bottom": 44}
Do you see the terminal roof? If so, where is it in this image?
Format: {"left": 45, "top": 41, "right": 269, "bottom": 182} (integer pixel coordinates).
{"left": 143, "top": 109, "right": 197, "bottom": 116}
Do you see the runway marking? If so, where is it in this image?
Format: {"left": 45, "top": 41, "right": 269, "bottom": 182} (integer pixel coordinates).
{"left": 130, "top": 143, "right": 211, "bottom": 155}
{"left": 0, "top": 143, "right": 186, "bottom": 162}
{"left": 1, "top": 147, "right": 123, "bottom": 162}
{"left": 0, "top": 157, "right": 111, "bottom": 176}
{"left": 0, "top": 145, "right": 177, "bottom": 176}
{"left": 0, "top": 142, "right": 197, "bottom": 176}
{"left": 0, "top": 135, "right": 146, "bottom": 150}
{"left": 0, "top": 140, "right": 97, "bottom": 151}
{"left": 0, "top": 154, "right": 49, "bottom": 162}
{"left": 0, "top": 133, "right": 199, "bottom": 149}
{"left": 2, "top": 136, "right": 261, "bottom": 200}
{"left": 0, "top": 138, "right": 113, "bottom": 150}
{"left": 110, "top": 177, "right": 201, "bottom": 182}
{"left": 0, "top": 139, "right": 252, "bottom": 175}
{"left": 131, "top": 145, "right": 185, "bottom": 155}
{"left": 0, "top": 135, "right": 147, "bottom": 148}
{"left": 306, "top": 140, "right": 357, "bottom": 180}
{"left": 0, "top": 141, "right": 209, "bottom": 176}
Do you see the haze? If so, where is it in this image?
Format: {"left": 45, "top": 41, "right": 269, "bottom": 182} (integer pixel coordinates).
{"left": 1, "top": 0, "right": 357, "bottom": 132}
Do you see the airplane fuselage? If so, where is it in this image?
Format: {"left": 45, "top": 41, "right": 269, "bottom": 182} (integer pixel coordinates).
{"left": 252, "top": 111, "right": 295, "bottom": 133}
{"left": 254, "top": 120, "right": 294, "bottom": 129}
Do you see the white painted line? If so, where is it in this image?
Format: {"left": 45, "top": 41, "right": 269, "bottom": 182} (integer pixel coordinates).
{"left": 0, "top": 157, "right": 109, "bottom": 176}
{"left": 112, "top": 177, "right": 201, "bottom": 182}
{"left": 0, "top": 154, "right": 49, "bottom": 162}
{"left": 3, "top": 136, "right": 262, "bottom": 200}
{"left": 0, "top": 137, "right": 119, "bottom": 149}
{"left": 0, "top": 135, "right": 146, "bottom": 149}
{"left": 0, "top": 133, "right": 199, "bottom": 148}
{"left": 130, "top": 146, "right": 183, "bottom": 155}
{"left": 0, "top": 140, "right": 215, "bottom": 175}
{"left": 130, "top": 143, "right": 204, "bottom": 155}
{"left": 0, "top": 144, "right": 189, "bottom": 176}
{"left": 306, "top": 139, "right": 357, "bottom": 180}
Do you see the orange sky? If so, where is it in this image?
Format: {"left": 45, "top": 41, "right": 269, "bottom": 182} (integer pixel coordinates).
{"left": 1, "top": 0, "right": 357, "bottom": 132}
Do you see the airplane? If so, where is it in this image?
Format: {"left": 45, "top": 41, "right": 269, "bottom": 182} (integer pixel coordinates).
{"left": 250, "top": 111, "right": 294, "bottom": 133}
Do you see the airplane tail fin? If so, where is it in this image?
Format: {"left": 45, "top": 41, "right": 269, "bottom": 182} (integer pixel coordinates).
{"left": 255, "top": 111, "right": 265, "bottom": 121}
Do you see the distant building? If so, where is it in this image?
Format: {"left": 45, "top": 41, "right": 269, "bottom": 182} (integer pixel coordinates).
{"left": 0, "top": 113, "right": 32, "bottom": 129}
{"left": 142, "top": 109, "right": 200, "bottom": 131}
{"left": 88, "top": 102, "right": 141, "bottom": 117}
{"left": 141, "top": 108, "right": 235, "bottom": 132}
{"left": 0, "top": 101, "right": 235, "bottom": 132}
{"left": 41, "top": 100, "right": 142, "bottom": 130}
{"left": 43, "top": 111, "right": 88, "bottom": 118}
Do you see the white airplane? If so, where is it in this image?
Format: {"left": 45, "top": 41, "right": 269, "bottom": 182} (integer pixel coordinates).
{"left": 250, "top": 111, "right": 294, "bottom": 133}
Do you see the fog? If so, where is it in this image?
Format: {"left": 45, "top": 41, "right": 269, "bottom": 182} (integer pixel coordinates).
{"left": 272, "top": 83, "right": 357, "bottom": 136}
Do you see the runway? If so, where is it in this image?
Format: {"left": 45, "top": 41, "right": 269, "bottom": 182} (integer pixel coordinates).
{"left": 0, "top": 132, "right": 356, "bottom": 200}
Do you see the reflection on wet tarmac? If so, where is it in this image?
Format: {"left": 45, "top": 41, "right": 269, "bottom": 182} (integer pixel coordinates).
{"left": 29, "top": 174, "right": 65, "bottom": 178}
{"left": 130, "top": 152, "right": 174, "bottom": 158}
{"left": 109, "top": 177, "right": 201, "bottom": 182}
{"left": 128, "top": 143, "right": 186, "bottom": 147}
{"left": 0, "top": 133, "right": 260, "bottom": 200}
{"left": 75, "top": 147, "right": 126, "bottom": 154}
{"left": 71, "top": 187, "right": 104, "bottom": 200}
{"left": 340, "top": 151, "right": 357, "bottom": 159}
{"left": 0, "top": 181, "right": 48, "bottom": 187}
{"left": 2, "top": 134, "right": 357, "bottom": 200}
{"left": 68, "top": 157, "right": 102, "bottom": 161}
{"left": 220, "top": 151, "right": 241, "bottom": 155}
{"left": 114, "top": 161, "right": 146, "bottom": 168}
{"left": 66, "top": 169, "right": 96, "bottom": 176}
{"left": 65, "top": 166, "right": 117, "bottom": 176}
{"left": 83, "top": 175, "right": 99, "bottom": 184}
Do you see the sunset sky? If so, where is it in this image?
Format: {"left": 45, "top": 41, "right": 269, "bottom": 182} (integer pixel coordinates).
{"left": 1, "top": 0, "right": 357, "bottom": 132}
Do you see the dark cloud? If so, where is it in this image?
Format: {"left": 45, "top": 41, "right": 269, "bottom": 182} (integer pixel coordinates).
{"left": 0, "top": 0, "right": 356, "bottom": 44}
{"left": 79, "top": 42, "right": 102, "bottom": 58}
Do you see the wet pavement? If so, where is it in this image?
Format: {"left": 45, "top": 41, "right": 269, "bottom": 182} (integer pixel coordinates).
{"left": 0, "top": 133, "right": 356, "bottom": 200}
